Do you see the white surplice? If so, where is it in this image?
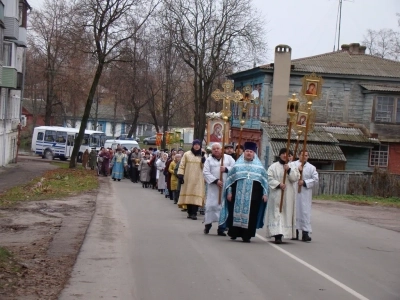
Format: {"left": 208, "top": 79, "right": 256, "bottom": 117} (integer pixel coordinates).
{"left": 266, "top": 161, "right": 300, "bottom": 239}
{"left": 293, "top": 160, "right": 318, "bottom": 233}
{"left": 203, "top": 154, "right": 236, "bottom": 225}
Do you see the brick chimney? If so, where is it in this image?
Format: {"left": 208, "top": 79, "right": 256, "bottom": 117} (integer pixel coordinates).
{"left": 271, "top": 45, "right": 292, "bottom": 124}
{"left": 341, "top": 43, "right": 366, "bottom": 54}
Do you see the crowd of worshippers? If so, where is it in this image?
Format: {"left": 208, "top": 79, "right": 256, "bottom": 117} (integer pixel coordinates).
{"left": 93, "top": 139, "right": 318, "bottom": 245}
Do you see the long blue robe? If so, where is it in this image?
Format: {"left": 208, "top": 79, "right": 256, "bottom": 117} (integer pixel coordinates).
{"left": 111, "top": 153, "right": 126, "bottom": 180}
{"left": 219, "top": 153, "right": 269, "bottom": 237}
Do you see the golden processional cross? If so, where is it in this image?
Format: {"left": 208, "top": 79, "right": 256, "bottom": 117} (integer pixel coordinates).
{"left": 235, "top": 85, "right": 260, "bottom": 157}
{"left": 211, "top": 81, "right": 242, "bottom": 204}
{"left": 211, "top": 81, "right": 243, "bottom": 122}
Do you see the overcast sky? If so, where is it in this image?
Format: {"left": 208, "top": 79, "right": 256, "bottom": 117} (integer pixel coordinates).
{"left": 27, "top": 0, "right": 399, "bottom": 61}
{"left": 254, "top": 0, "right": 400, "bottom": 60}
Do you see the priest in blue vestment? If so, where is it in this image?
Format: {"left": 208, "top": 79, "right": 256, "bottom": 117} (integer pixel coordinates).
{"left": 219, "top": 142, "right": 269, "bottom": 243}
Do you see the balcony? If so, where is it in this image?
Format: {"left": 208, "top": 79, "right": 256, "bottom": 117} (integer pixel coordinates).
{"left": 16, "top": 27, "right": 27, "bottom": 47}
{"left": 1, "top": 67, "right": 18, "bottom": 89}
{"left": 4, "top": 17, "right": 18, "bottom": 40}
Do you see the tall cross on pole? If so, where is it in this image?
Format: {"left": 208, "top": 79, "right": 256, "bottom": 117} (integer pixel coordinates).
{"left": 236, "top": 85, "right": 260, "bottom": 157}
{"left": 211, "top": 80, "right": 242, "bottom": 204}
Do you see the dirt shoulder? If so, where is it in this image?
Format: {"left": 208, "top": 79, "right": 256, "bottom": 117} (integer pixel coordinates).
{"left": 313, "top": 200, "right": 400, "bottom": 233}
{"left": 0, "top": 157, "right": 97, "bottom": 300}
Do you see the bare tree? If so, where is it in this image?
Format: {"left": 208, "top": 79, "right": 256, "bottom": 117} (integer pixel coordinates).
{"left": 362, "top": 28, "right": 399, "bottom": 60}
{"left": 163, "top": 0, "right": 267, "bottom": 140}
{"left": 116, "top": 33, "right": 152, "bottom": 138}
{"left": 29, "top": 0, "right": 75, "bottom": 125}
{"left": 155, "top": 13, "right": 194, "bottom": 148}
{"left": 68, "top": 0, "right": 159, "bottom": 168}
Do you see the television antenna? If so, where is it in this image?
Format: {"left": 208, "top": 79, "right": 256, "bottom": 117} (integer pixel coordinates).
{"left": 333, "top": 0, "right": 354, "bottom": 51}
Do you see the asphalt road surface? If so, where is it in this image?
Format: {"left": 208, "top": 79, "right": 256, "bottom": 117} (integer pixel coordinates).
{"left": 60, "top": 178, "right": 400, "bottom": 300}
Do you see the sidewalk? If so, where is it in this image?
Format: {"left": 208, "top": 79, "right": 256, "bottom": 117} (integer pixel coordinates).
{"left": 0, "top": 156, "right": 57, "bottom": 194}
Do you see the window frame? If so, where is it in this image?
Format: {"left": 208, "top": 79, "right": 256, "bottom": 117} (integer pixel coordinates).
{"left": 44, "top": 130, "right": 56, "bottom": 142}
{"left": 37, "top": 132, "right": 44, "bottom": 141}
{"left": 3, "top": 41, "right": 14, "bottom": 67}
{"left": 374, "top": 95, "right": 400, "bottom": 124}
{"left": 369, "top": 144, "right": 389, "bottom": 168}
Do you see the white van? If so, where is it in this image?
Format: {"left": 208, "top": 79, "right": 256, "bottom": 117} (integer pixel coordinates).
{"left": 32, "top": 126, "right": 106, "bottom": 161}
{"left": 104, "top": 139, "right": 139, "bottom": 150}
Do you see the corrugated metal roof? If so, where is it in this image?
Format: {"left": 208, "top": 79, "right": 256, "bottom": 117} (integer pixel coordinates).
{"left": 323, "top": 126, "right": 379, "bottom": 144}
{"left": 270, "top": 141, "right": 346, "bottom": 162}
{"left": 262, "top": 123, "right": 377, "bottom": 146}
{"left": 360, "top": 84, "right": 400, "bottom": 92}
{"left": 260, "top": 51, "right": 400, "bottom": 78}
{"left": 261, "top": 123, "right": 338, "bottom": 143}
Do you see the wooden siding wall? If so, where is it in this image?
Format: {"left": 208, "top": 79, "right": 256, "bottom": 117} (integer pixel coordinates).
{"left": 287, "top": 77, "right": 374, "bottom": 126}
{"left": 312, "top": 171, "right": 400, "bottom": 197}
{"left": 232, "top": 75, "right": 266, "bottom": 130}
{"left": 340, "top": 146, "right": 373, "bottom": 171}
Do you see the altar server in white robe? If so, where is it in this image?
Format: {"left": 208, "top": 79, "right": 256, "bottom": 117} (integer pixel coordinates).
{"left": 266, "top": 148, "right": 300, "bottom": 244}
{"left": 293, "top": 150, "right": 318, "bottom": 242}
{"left": 203, "top": 143, "right": 235, "bottom": 236}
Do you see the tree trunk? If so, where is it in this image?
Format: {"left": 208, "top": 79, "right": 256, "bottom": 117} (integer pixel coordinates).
{"left": 44, "top": 45, "right": 56, "bottom": 125}
{"left": 127, "top": 110, "right": 140, "bottom": 138}
{"left": 69, "top": 62, "right": 104, "bottom": 168}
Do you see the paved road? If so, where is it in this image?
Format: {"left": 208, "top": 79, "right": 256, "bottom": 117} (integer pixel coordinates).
{"left": 60, "top": 178, "right": 400, "bottom": 300}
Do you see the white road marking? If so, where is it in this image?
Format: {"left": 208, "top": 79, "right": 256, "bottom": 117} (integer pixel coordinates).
{"left": 255, "top": 234, "right": 370, "bottom": 300}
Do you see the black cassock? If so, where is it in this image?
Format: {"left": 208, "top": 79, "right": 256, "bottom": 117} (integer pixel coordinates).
{"left": 227, "top": 181, "right": 264, "bottom": 241}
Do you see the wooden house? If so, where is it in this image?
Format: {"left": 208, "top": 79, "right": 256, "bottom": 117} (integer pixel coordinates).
{"left": 229, "top": 43, "right": 400, "bottom": 174}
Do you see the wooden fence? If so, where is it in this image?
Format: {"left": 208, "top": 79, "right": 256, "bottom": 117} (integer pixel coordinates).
{"left": 312, "top": 171, "right": 400, "bottom": 197}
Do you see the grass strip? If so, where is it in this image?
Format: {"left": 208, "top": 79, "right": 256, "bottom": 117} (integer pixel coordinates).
{"left": 0, "top": 165, "right": 98, "bottom": 207}
{"left": 314, "top": 194, "right": 400, "bottom": 208}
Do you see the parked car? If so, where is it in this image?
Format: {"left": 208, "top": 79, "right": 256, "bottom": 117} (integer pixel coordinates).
{"left": 117, "top": 134, "right": 140, "bottom": 142}
{"left": 142, "top": 135, "right": 157, "bottom": 145}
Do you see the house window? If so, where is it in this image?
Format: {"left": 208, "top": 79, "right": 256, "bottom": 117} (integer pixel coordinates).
{"left": 3, "top": 42, "right": 12, "bottom": 66}
{"left": 375, "top": 96, "right": 400, "bottom": 123}
{"left": 91, "top": 123, "right": 103, "bottom": 131}
{"left": 369, "top": 144, "right": 389, "bottom": 167}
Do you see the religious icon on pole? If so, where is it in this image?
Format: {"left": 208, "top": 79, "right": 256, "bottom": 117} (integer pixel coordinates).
{"left": 296, "top": 112, "right": 308, "bottom": 127}
{"left": 156, "top": 133, "right": 163, "bottom": 147}
{"left": 301, "top": 73, "right": 323, "bottom": 101}
{"left": 207, "top": 118, "right": 230, "bottom": 146}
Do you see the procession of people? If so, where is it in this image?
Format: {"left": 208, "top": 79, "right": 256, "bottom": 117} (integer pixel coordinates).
{"left": 93, "top": 136, "right": 318, "bottom": 245}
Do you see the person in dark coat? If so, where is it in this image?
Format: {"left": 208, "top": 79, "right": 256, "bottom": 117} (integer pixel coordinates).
{"left": 99, "top": 148, "right": 111, "bottom": 176}
{"left": 88, "top": 148, "right": 97, "bottom": 170}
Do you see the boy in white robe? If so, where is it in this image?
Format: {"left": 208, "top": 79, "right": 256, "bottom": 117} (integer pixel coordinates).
{"left": 203, "top": 143, "right": 235, "bottom": 235}
{"left": 293, "top": 150, "right": 318, "bottom": 242}
{"left": 266, "top": 148, "right": 300, "bottom": 244}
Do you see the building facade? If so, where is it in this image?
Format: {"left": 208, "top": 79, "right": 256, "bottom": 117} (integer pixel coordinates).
{"left": 229, "top": 43, "right": 400, "bottom": 174}
{"left": 0, "top": 0, "right": 30, "bottom": 166}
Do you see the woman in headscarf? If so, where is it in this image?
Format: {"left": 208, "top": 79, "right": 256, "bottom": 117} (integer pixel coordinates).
{"left": 139, "top": 151, "right": 151, "bottom": 188}
{"left": 156, "top": 152, "right": 168, "bottom": 194}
